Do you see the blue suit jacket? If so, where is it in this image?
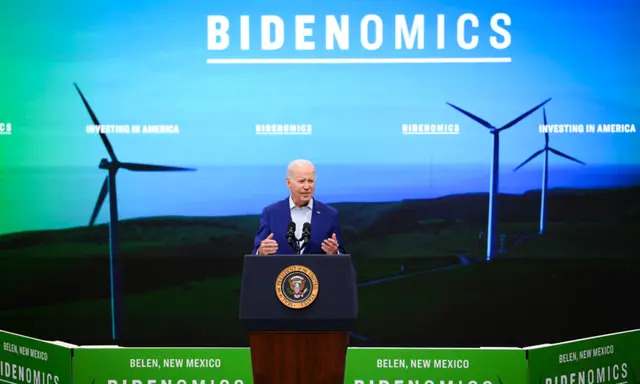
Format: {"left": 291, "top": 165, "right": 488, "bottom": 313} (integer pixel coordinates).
{"left": 252, "top": 198, "right": 346, "bottom": 254}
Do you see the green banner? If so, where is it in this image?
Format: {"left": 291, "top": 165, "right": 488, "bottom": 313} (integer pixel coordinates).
{"left": 344, "top": 347, "right": 527, "bottom": 384}
{"left": 72, "top": 347, "right": 253, "bottom": 384}
{"left": 526, "top": 329, "right": 640, "bottom": 384}
{"left": 3, "top": 328, "right": 639, "bottom": 384}
{"left": 0, "top": 330, "right": 73, "bottom": 384}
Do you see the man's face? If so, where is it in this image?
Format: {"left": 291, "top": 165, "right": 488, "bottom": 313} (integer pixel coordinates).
{"left": 286, "top": 164, "right": 315, "bottom": 207}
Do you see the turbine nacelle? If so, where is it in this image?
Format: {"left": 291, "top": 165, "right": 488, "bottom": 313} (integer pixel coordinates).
{"left": 98, "top": 158, "right": 112, "bottom": 170}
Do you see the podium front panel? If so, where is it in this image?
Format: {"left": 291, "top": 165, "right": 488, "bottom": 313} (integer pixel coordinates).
{"left": 239, "top": 254, "right": 358, "bottom": 331}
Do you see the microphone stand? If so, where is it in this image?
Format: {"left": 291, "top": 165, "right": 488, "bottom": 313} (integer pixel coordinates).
{"left": 287, "top": 223, "right": 311, "bottom": 255}
{"left": 299, "top": 225, "right": 311, "bottom": 255}
{"left": 286, "top": 222, "right": 300, "bottom": 254}
{"left": 288, "top": 235, "right": 309, "bottom": 255}
{"left": 298, "top": 236, "right": 309, "bottom": 255}
{"left": 287, "top": 236, "right": 300, "bottom": 254}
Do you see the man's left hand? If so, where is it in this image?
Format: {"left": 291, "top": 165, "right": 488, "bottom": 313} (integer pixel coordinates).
{"left": 321, "top": 233, "right": 340, "bottom": 255}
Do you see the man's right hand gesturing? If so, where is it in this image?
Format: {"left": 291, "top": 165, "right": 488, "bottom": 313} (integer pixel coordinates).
{"left": 258, "top": 233, "right": 278, "bottom": 255}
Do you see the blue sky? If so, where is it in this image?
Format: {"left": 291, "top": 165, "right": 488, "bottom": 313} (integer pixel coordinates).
{"left": 1, "top": 0, "right": 639, "bottom": 234}
{"left": 1, "top": 0, "right": 638, "bottom": 168}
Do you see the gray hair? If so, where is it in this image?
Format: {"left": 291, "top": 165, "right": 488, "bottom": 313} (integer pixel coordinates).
{"left": 287, "top": 159, "right": 315, "bottom": 178}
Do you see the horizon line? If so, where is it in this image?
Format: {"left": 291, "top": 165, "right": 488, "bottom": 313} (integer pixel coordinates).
{"left": 1, "top": 185, "right": 637, "bottom": 236}
{"left": 206, "top": 57, "right": 512, "bottom": 64}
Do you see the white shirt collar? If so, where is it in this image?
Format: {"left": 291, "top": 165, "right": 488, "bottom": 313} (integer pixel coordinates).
{"left": 289, "top": 196, "right": 313, "bottom": 210}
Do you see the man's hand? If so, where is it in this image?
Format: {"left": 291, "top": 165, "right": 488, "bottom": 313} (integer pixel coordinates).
{"left": 258, "top": 233, "right": 278, "bottom": 255}
{"left": 321, "top": 233, "right": 340, "bottom": 255}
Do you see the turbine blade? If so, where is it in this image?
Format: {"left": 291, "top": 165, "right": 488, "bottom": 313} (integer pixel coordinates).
{"left": 513, "top": 149, "right": 544, "bottom": 171}
{"left": 498, "top": 98, "right": 552, "bottom": 132}
{"left": 120, "top": 162, "right": 196, "bottom": 172}
{"left": 549, "top": 148, "right": 586, "bottom": 165}
{"left": 74, "top": 83, "right": 118, "bottom": 161}
{"left": 89, "top": 176, "right": 109, "bottom": 226}
{"left": 446, "top": 102, "right": 494, "bottom": 129}
{"left": 543, "top": 108, "right": 550, "bottom": 146}
{"left": 545, "top": 132, "right": 549, "bottom": 146}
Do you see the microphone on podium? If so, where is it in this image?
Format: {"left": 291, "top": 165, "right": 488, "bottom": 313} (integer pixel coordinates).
{"left": 286, "top": 221, "right": 299, "bottom": 254}
{"left": 300, "top": 222, "right": 311, "bottom": 254}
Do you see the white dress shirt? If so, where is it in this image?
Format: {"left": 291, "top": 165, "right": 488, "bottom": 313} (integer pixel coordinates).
{"left": 289, "top": 196, "right": 313, "bottom": 252}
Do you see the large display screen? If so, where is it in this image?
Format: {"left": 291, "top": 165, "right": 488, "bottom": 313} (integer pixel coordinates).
{"left": 1, "top": 0, "right": 638, "bottom": 347}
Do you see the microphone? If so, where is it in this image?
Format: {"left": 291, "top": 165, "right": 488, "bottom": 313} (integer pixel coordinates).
{"left": 300, "top": 222, "right": 311, "bottom": 254}
{"left": 301, "top": 222, "right": 311, "bottom": 242}
{"left": 286, "top": 222, "right": 299, "bottom": 254}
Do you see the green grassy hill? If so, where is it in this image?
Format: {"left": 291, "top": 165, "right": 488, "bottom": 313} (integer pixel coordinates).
{"left": 1, "top": 187, "right": 638, "bottom": 347}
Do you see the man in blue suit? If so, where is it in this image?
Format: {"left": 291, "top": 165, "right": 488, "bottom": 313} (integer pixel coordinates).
{"left": 253, "top": 159, "right": 345, "bottom": 255}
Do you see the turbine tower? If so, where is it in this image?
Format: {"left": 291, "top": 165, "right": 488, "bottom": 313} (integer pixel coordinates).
{"left": 514, "top": 108, "right": 585, "bottom": 235}
{"left": 447, "top": 98, "right": 551, "bottom": 261}
{"left": 75, "top": 83, "right": 195, "bottom": 341}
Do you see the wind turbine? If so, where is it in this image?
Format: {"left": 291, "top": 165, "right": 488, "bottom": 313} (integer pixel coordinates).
{"left": 74, "top": 83, "right": 195, "bottom": 341}
{"left": 447, "top": 98, "right": 551, "bottom": 261}
{"left": 513, "top": 108, "right": 585, "bottom": 235}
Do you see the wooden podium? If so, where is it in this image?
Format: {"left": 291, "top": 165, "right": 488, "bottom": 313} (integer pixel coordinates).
{"left": 239, "top": 255, "right": 358, "bottom": 384}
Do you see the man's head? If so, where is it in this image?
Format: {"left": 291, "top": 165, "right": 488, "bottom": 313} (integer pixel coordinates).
{"left": 286, "top": 159, "right": 315, "bottom": 207}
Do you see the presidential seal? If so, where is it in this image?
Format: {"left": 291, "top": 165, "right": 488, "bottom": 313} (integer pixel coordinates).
{"left": 275, "top": 265, "right": 319, "bottom": 309}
